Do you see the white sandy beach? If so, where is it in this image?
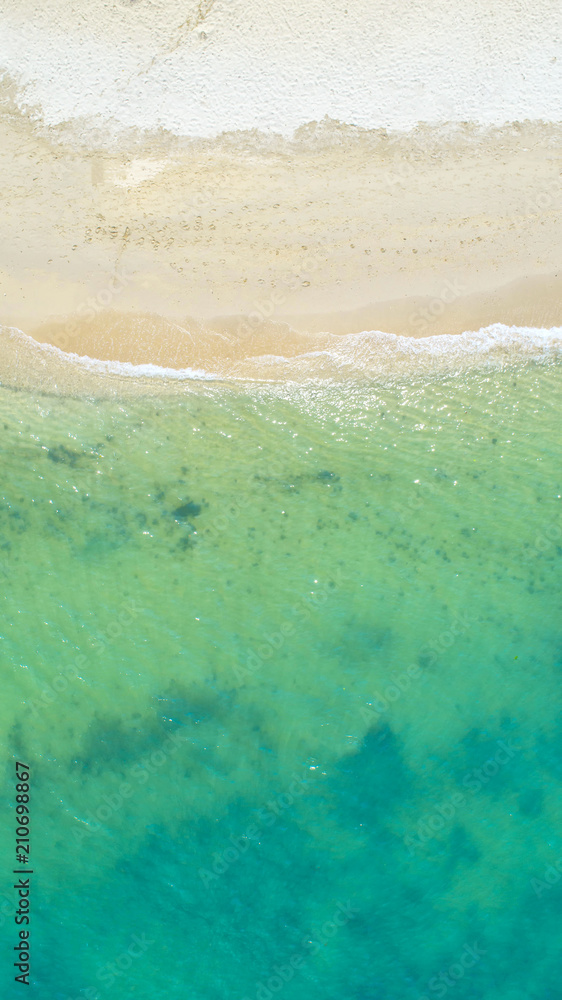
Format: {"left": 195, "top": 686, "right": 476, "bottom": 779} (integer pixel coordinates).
{"left": 0, "top": 0, "right": 561, "bottom": 379}
{"left": 0, "top": 107, "right": 561, "bottom": 358}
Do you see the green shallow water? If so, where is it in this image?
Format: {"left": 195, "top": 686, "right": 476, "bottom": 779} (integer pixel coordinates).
{"left": 0, "top": 361, "right": 561, "bottom": 1000}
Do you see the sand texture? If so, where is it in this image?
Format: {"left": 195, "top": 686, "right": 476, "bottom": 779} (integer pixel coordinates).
{"left": 1, "top": 107, "right": 561, "bottom": 355}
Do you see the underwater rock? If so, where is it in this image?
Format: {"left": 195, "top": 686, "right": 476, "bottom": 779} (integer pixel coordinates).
{"left": 172, "top": 500, "right": 202, "bottom": 520}
{"left": 47, "top": 444, "right": 83, "bottom": 466}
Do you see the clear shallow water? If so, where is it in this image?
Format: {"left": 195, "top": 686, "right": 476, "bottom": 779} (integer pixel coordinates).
{"left": 0, "top": 359, "right": 560, "bottom": 999}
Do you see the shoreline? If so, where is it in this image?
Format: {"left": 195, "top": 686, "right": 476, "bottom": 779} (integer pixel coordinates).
{"left": 11, "top": 271, "right": 562, "bottom": 369}
{"left": 1, "top": 321, "right": 560, "bottom": 400}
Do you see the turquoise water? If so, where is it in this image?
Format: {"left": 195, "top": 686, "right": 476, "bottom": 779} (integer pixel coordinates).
{"left": 0, "top": 358, "right": 561, "bottom": 999}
